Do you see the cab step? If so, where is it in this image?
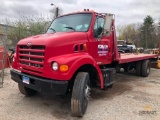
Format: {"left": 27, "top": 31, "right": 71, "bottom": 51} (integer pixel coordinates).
{"left": 101, "top": 68, "right": 115, "bottom": 89}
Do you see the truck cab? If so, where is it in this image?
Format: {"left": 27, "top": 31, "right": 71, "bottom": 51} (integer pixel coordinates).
{"left": 11, "top": 9, "right": 156, "bottom": 117}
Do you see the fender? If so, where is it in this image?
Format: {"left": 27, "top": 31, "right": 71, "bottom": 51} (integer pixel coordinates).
{"left": 47, "top": 53, "right": 104, "bottom": 89}
{"left": 11, "top": 53, "right": 18, "bottom": 69}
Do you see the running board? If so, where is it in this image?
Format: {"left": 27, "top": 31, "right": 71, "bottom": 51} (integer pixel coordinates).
{"left": 101, "top": 68, "right": 115, "bottom": 88}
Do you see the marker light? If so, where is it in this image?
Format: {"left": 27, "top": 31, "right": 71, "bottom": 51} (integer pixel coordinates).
{"left": 83, "top": 44, "right": 87, "bottom": 51}
{"left": 60, "top": 65, "right": 69, "bottom": 72}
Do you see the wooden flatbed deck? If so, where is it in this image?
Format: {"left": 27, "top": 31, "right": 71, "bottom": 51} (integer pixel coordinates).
{"left": 118, "top": 53, "right": 158, "bottom": 64}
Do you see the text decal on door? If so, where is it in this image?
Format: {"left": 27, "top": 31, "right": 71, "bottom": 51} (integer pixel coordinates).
{"left": 98, "top": 45, "right": 108, "bottom": 56}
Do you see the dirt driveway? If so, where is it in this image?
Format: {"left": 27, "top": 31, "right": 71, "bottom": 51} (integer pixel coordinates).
{"left": 0, "top": 68, "right": 160, "bottom": 120}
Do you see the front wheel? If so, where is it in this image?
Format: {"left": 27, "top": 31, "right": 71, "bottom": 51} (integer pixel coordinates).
{"left": 71, "top": 72, "right": 90, "bottom": 117}
{"left": 18, "top": 83, "right": 37, "bottom": 96}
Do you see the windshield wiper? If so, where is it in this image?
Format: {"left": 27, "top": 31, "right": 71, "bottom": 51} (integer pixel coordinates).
{"left": 64, "top": 26, "right": 76, "bottom": 31}
{"left": 49, "top": 28, "right": 56, "bottom": 32}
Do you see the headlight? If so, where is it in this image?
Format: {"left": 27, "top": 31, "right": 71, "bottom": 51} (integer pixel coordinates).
{"left": 52, "top": 62, "right": 58, "bottom": 71}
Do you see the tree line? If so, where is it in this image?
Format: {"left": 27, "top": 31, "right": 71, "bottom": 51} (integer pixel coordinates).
{"left": 0, "top": 9, "right": 159, "bottom": 49}
{"left": 117, "top": 15, "right": 160, "bottom": 49}
{"left": 0, "top": 7, "right": 63, "bottom": 48}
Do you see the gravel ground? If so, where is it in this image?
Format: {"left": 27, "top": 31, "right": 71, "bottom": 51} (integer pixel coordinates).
{"left": 0, "top": 68, "right": 160, "bottom": 120}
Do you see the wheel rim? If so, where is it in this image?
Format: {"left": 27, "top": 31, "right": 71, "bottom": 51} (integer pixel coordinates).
{"left": 84, "top": 84, "right": 90, "bottom": 110}
{"left": 85, "top": 85, "right": 90, "bottom": 99}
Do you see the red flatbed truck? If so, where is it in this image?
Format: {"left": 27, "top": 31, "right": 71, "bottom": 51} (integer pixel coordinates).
{"left": 10, "top": 9, "right": 158, "bottom": 117}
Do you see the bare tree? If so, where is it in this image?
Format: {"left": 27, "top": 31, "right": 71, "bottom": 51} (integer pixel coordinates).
{"left": 117, "top": 23, "right": 142, "bottom": 46}
{"left": 2, "top": 15, "right": 47, "bottom": 48}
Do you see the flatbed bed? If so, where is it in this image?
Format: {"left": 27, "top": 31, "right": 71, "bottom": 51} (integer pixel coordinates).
{"left": 118, "top": 53, "right": 158, "bottom": 64}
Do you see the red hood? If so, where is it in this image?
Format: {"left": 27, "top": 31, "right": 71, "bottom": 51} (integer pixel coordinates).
{"left": 17, "top": 32, "right": 88, "bottom": 58}
{"left": 18, "top": 32, "right": 87, "bottom": 47}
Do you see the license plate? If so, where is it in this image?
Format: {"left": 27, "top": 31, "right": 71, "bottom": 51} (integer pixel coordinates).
{"left": 22, "top": 76, "right": 30, "bottom": 84}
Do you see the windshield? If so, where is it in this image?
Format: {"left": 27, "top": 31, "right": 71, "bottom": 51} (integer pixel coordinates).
{"left": 47, "top": 13, "right": 92, "bottom": 33}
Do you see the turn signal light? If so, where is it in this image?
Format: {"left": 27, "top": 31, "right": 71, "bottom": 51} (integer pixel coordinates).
{"left": 60, "top": 65, "right": 69, "bottom": 72}
{"left": 83, "top": 44, "right": 87, "bottom": 51}
{"left": 158, "top": 60, "right": 160, "bottom": 68}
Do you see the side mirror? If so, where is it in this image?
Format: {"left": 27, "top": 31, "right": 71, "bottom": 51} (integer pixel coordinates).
{"left": 103, "top": 14, "right": 114, "bottom": 36}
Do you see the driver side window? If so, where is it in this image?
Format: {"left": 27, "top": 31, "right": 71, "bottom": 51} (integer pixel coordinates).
{"left": 94, "top": 17, "right": 105, "bottom": 38}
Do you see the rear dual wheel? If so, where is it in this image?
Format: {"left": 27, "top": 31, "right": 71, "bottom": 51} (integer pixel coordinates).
{"left": 71, "top": 72, "right": 90, "bottom": 117}
{"left": 141, "top": 60, "right": 151, "bottom": 77}
{"left": 136, "top": 60, "right": 151, "bottom": 77}
{"left": 136, "top": 61, "right": 142, "bottom": 75}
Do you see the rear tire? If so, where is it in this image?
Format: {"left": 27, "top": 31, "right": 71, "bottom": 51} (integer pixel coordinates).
{"left": 71, "top": 72, "right": 90, "bottom": 117}
{"left": 141, "top": 60, "right": 151, "bottom": 77}
{"left": 136, "top": 61, "right": 142, "bottom": 76}
{"left": 18, "top": 83, "right": 37, "bottom": 96}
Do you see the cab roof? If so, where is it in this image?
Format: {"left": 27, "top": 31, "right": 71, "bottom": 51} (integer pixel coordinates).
{"left": 58, "top": 10, "right": 97, "bottom": 18}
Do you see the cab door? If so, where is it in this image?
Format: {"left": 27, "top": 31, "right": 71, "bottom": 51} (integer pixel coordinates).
{"left": 89, "top": 16, "right": 112, "bottom": 65}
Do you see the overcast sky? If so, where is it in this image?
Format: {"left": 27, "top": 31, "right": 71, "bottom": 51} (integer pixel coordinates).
{"left": 0, "top": 0, "right": 160, "bottom": 26}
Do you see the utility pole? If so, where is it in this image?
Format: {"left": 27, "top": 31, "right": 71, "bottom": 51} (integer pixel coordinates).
{"left": 141, "top": 26, "right": 148, "bottom": 49}
{"left": 51, "top": 3, "right": 59, "bottom": 18}
{"left": 55, "top": 7, "right": 59, "bottom": 18}
{"left": 145, "top": 27, "right": 148, "bottom": 49}
{"left": 125, "top": 33, "right": 128, "bottom": 44}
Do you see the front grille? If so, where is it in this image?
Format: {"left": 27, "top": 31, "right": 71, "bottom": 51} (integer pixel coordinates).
{"left": 19, "top": 45, "right": 45, "bottom": 69}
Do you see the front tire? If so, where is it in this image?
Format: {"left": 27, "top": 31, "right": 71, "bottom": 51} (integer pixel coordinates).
{"left": 18, "top": 83, "right": 37, "bottom": 96}
{"left": 71, "top": 72, "right": 90, "bottom": 117}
